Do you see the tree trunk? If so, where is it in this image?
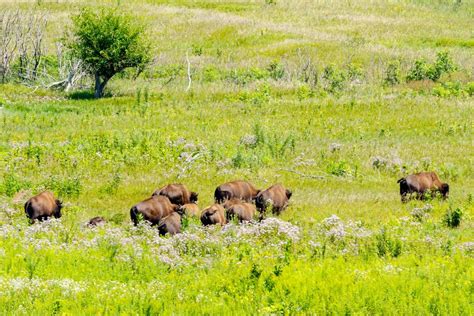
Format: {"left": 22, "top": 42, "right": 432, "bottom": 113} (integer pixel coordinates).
{"left": 94, "top": 73, "right": 110, "bottom": 98}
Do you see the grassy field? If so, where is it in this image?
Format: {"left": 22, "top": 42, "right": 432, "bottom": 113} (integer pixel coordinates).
{"left": 0, "top": 0, "right": 473, "bottom": 314}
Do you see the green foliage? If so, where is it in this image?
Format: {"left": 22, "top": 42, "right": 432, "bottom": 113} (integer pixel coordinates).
{"left": 66, "top": 8, "right": 151, "bottom": 97}
{"left": 407, "top": 51, "right": 456, "bottom": 82}
{"left": 376, "top": 229, "right": 403, "bottom": 258}
{"left": 433, "top": 81, "right": 473, "bottom": 97}
{"left": 443, "top": 206, "right": 463, "bottom": 228}
{"left": 322, "top": 64, "right": 346, "bottom": 93}
{"left": 267, "top": 60, "right": 285, "bottom": 80}
{"left": 44, "top": 175, "right": 82, "bottom": 198}
{"left": 0, "top": 173, "right": 31, "bottom": 197}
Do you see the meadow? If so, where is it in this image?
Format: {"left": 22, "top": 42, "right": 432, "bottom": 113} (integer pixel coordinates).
{"left": 0, "top": 0, "right": 473, "bottom": 314}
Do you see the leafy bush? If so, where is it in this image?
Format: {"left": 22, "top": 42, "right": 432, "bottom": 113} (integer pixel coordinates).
{"left": 443, "top": 206, "right": 463, "bottom": 228}
{"left": 433, "top": 81, "right": 473, "bottom": 97}
{"left": 407, "top": 51, "right": 456, "bottom": 82}
{"left": 0, "top": 174, "right": 31, "bottom": 197}
{"left": 322, "top": 64, "right": 346, "bottom": 93}
{"left": 267, "top": 60, "right": 285, "bottom": 80}
{"left": 66, "top": 8, "right": 151, "bottom": 98}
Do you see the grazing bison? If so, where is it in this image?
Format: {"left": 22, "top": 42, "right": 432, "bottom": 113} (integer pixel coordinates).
{"left": 24, "top": 191, "right": 62, "bottom": 223}
{"left": 200, "top": 204, "right": 226, "bottom": 226}
{"left": 255, "top": 184, "right": 292, "bottom": 217}
{"left": 397, "top": 172, "right": 449, "bottom": 202}
{"left": 158, "top": 210, "right": 184, "bottom": 236}
{"left": 223, "top": 198, "right": 256, "bottom": 223}
{"left": 179, "top": 203, "right": 200, "bottom": 217}
{"left": 130, "top": 195, "right": 178, "bottom": 226}
{"left": 152, "top": 183, "right": 198, "bottom": 206}
{"left": 87, "top": 216, "right": 106, "bottom": 227}
{"left": 214, "top": 180, "right": 260, "bottom": 203}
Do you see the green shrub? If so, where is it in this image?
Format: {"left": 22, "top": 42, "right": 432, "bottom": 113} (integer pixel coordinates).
{"left": 0, "top": 174, "right": 31, "bottom": 197}
{"left": 443, "top": 206, "right": 463, "bottom": 228}
{"left": 322, "top": 64, "right": 346, "bottom": 93}
{"left": 407, "top": 51, "right": 456, "bottom": 82}
{"left": 267, "top": 60, "right": 285, "bottom": 80}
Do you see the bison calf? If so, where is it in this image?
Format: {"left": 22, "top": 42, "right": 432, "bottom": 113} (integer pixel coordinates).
{"left": 179, "top": 203, "right": 200, "bottom": 217}
{"left": 200, "top": 204, "right": 226, "bottom": 226}
{"left": 398, "top": 172, "right": 449, "bottom": 202}
{"left": 223, "top": 198, "right": 256, "bottom": 223}
{"left": 158, "top": 210, "right": 184, "bottom": 236}
{"left": 24, "top": 191, "right": 62, "bottom": 223}
{"left": 87, "top": 216, "right": 106, "bottom": 227}
{"left": 214, "top": 180, "right": 260, "bottom": 203}
{"left": 256, "top": 184, "right": 292, "bottom": 218}
{"left": 130, "top": 195, "right": 178, "bottom": 226}
{"left": 152, "top": 183, "right": 198, "bottom": 206}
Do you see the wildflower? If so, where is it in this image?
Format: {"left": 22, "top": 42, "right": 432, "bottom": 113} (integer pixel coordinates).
{"left": 240, "top": 134, "right": 257, "bottom": 147}
{"left": 329, "top": 143, "right": 342, "bottom": 152}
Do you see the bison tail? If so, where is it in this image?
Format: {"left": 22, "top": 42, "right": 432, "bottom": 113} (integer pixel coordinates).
{"left": 24, "top": 201, "right": 30, "bottom": 215}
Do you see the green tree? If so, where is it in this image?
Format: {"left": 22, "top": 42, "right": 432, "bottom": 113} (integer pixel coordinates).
{"left": 66, "top": 9, "right": 150, "bottom": 98}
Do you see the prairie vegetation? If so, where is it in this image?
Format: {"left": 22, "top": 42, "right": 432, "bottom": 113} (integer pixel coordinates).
{"left": 0, "top": 0, "right": 473, "bottom": 314}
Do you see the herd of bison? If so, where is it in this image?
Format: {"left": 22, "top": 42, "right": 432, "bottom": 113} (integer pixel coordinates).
{"left": 23, "top": 171, "right": 450, "bottom": 235}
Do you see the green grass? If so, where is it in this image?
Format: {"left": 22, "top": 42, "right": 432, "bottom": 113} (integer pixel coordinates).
{"left": 0, "top": 0, "right": 473, "bottom": 314}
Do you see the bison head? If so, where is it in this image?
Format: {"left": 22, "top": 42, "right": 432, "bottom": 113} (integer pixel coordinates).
{"left": 440, "top": 183, "right": 449, "bottom": 199}
{"left": 190, "top": 191, "right": 198, "bottom": 203}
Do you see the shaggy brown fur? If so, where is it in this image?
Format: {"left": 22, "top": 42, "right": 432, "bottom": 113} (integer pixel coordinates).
{"left": 214, "top": 180, "right": 260, "bottom": 203}
{"left": 24, "top": 191, "right": 62, "bottom": 223}
{"left": 255, "top": 184, "right": 292, "bottom": 217}
{"left": 87, "top": 216, "right": 106, "bottom": 227}
{"left": 152, "top": 183, "right": 198, "bottom": 206}
{"left": 398, "top": 172, "right": 449, "bottom": 202}
{"left": 200, "top": 204, "right": 226, "bottom": 226}
{"left": 158, "top": 211, "right": 183, "bottom": 236}
{"left": 223, "top": 198, "right": 256, "bottom": 223}
{"left": 130, "top": 195, "right": 178, "bottom": 226}
{"left": 179, "top": 203, "right": 200, "bottom": 217}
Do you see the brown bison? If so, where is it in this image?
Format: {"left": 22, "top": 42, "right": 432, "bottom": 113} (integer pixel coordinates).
{"left": 223, "top": 198, "right": 256, "bottom": 223}
{"left": 398, "top": 172, "right": 449, "bottom": 202}
{"left": 24, "top": 191, "right": 62, "bottom": 223}
{"left": 179, "top": 203, "right": 200, "bottom": 217}
{"left": 158, "top": 210, "right": 184, "bottom": 236}
{"left": 130, "top": 195, "right": 178, "bottom": 226}
{"left": 200, "top": 204, "right": 226, "bottom": 226}
{"left": 214, "top": 180, "right": 260, "bottom": 203}
{"left": 255, "top": 184, "right": 292, "bottom": 217}
{"left": 87, "top": 216, "right": 106, "bottom": 227}
{"left": 152, "top": 183, "right": 198, "bottom": 206}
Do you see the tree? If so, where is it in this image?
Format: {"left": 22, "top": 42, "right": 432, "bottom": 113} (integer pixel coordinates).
{"left": 66, "top": 9, "right": 150, "bottom": 98}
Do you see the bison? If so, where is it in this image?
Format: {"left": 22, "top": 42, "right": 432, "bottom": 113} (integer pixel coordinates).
{"left": 223, "top": 198, "right": 256, "bottom": 223}
{"left": 200, "top": 204, "right": 226, "bottom": 226}
{"left": 255, "top": 184, "right": 292, "bottom": 217}
{"left": 214, "top": 180, "right": 260, "bottom": 203}
{"left": 179, "top": 203, "right": 200, "bottom": 217}
{"left": 87, "top": 216, "right": 106, "bottom": 227}
{"left": 398, "top": 172, "right": 449, "bottom": 202}
{"left": 130, "top": 195, "right": 178, "bottom": 226}
{"left": 152, "top": 183, "right": 198, "bottom": 206}
{"left": 158, "top": 210, "right": 184, "bottom": 236}
{"left": 24, "top": 191, "right": 62, "bottom": 223}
